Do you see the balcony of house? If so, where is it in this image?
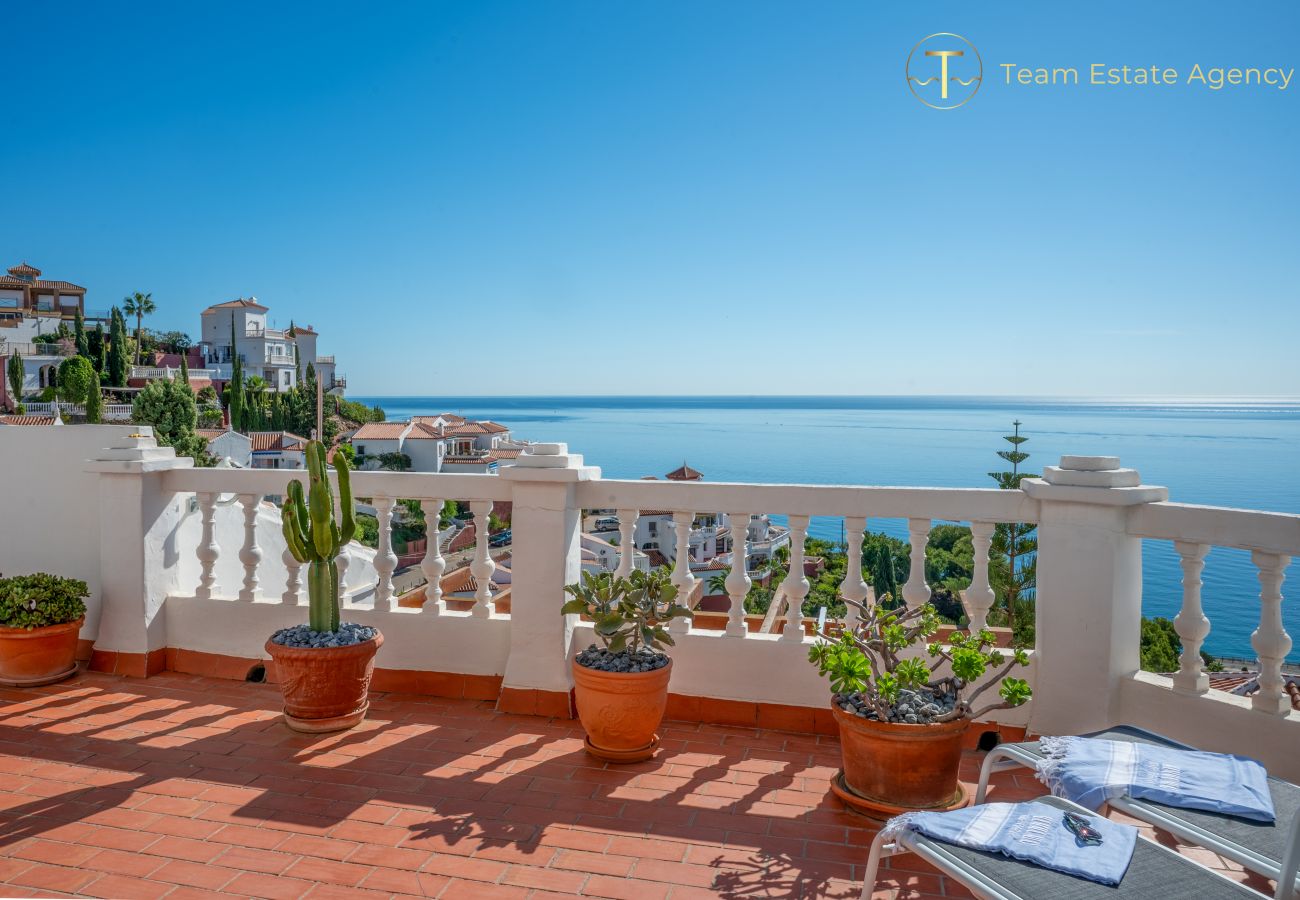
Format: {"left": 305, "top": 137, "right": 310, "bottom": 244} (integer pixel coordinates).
{"left": 131, "top": 365, "right": 222, "bottom": 381}
{"left": 1, "top": 426, "right": 1297, "bottom": 899}
{"left": 264, "top": 350, "right": 296, "bottom": 366}
{"left": 21, "top": 401, "right": 134, "bottom": 420}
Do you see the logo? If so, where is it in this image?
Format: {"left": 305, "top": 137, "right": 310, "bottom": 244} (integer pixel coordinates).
{"left": 906, "top": 33, "right": 983, "bottom": 109}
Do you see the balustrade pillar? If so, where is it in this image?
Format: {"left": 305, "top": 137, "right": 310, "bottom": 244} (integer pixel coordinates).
{"left": 670, "top": 511, "right": 695, "bottom": 636}
{"left": 237, "top": 494, "right": 262, "bottom": 603}
{"left": 373, "top": 496, "right": 398, "bottom": 611}
{"left": 964, "top": 521, "right": 996, "bottom": 633}
{"left": 419, "top": 498, "right": 447, "bottom": 615}
{"left": 903, "top": 518, "right": 931, "bottom": 609}
{"left": 195, "top": 492, "right": 219, "bottom": 600}
{"left": 470, "top": 500, "right": 496, "bottom": 618}
{"left": 1172, "top": 541, "right": 1210, "bottom": 695}
{"left": 1251, "top": 551, "right": 1293, "bottom": 715}
{"left": 616, "top": 508, "right": 637, "bottom": 577}
{"left": 840, "top": 516, "right": 869, "bottom": 630}
{"left": 281, "top": 544, "right": 302, "bottom": 605}
{"left": 724, "top": 511, "right": 752, "bottom": 637}
{"left": 781, "top": 515, "right": 810, "bottom": 642}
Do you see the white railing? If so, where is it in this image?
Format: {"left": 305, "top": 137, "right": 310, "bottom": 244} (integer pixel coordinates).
{"left": 265, "top": 352, "right": 294, "bottom": 365}
{"left": 17, "top": 434, "right": 1294, "bottom": 780}
{"left": 131, "top": 366, "right": 219, "bottom": 380}
{"left": 22, "top": 401, "right": 134, "bottom": 421}
{"left": 315, "top": 355, "right": 335, "bottom": 364}
{"left": 1, "top": 341, "right": 69, "bottom": 357}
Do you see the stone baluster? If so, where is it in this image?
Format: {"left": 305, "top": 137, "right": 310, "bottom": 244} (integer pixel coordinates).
{"left": 964, "top": 521, "right": 996, "bottom": 633}
{"left": 1172, "top": 541, "right": 1211, "bottom": 695}
{"left": 670, "top": 511, "right": 695, "bottom": 635}
{"left": 616, "top": 508, "right": 638, "bottom": 577}
{"left": 373, "top": 495, "right": 397, "bottom": 611}
{"left": 334, "top": 491, "right": 351, "bottom": 602}
{"left": 781, "top": 515, "right": 810, "bottom": 642}
{"left": 902, "top": 517, "right": 932, "bottom": 609}
{"left": 470, "top": 500, "right": 496, "bottom": 617}
{"left": 195, "top": 492, "right": 219, "bottom": 600}
{"left": 281, "top": 545, "right": 301, "bottom": 605}
{"left": 419, "top": 498, "right": 446, "bottom": 615}
{"left": 237, "top": 494, "right": 262, "bottom": 602}
{"left": 840, "top": 516, "right": 870, "bottom": 630}
{"left": 724, "top": 511, "right": 752, "bottom": 637}
{"left": 1250, "top": 551, "right": 1293, "bottom": 715}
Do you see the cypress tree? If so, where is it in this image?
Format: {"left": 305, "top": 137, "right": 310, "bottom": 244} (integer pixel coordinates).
{"left": 228, "top": 320, "right": 244, "bottom": 431}
{"left": 85, "top": 370, "right": 103, "bottom": 423}
{"left": 74, "top": 309, "right": 88, "bottom": 357}
{"left": 107, "top": 307, "right": 128, "bottom": 387}
{"left": 179, "top": 353, "right": 190, "bottom": 385}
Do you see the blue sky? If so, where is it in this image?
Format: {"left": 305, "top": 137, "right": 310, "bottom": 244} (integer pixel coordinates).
{"left": 2, "top": 2, "right": 1296, "bottom": 396}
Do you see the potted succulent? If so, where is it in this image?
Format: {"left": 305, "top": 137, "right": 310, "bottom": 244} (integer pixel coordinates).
{"left": 0, "top": 573, "right": 89, "bottom": 687}
{"left": 267, "top": 440, "right": 383, "bottom": 733}
{"left": 809, "top": 599, "right": 1030, "bottom": 816}
{"left": 563, "top": 569, "right": 692, "bottom": 762}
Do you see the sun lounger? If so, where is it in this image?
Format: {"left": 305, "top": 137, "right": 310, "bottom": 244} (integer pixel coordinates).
{"left": 974, "top": 725, "right": 1300, "bottom": 900}
{"left": 860, "top": 794, "right": 1270, "bottom": 900}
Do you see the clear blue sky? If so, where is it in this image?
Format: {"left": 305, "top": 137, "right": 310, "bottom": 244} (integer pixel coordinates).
{"left": 2, "top": 2, "right": 1296, "bottom": 396}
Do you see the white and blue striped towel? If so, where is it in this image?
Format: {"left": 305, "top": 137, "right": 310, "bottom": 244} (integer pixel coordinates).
{"left": 883, "top": 800, "right": 1138, "bottom": 885}
{"left": 1037, "top": 736, "right": 1275, "bottom": 823}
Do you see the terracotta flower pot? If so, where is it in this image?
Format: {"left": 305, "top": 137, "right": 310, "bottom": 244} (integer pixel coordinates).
{"left": 265, "top": 631, "right": 383, "bottom": 733}
{"left": 0, "top": 617, "right": 83, "bottom": 687}
{"left": 831, "top": 703, "right": 970, "bottom": 816}
{"left": 572, "top": 657, "right": 672, "bottom": 763}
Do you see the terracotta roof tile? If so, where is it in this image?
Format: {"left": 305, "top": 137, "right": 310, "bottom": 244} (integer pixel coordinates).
{"left": 352, "top": 422, "right": 408, "bottom": 440}
{"left": 666, "top": 463, "right": 703, "bottom": 481}
{"left": 203, "top": 298, "right": 268, "bottom": 312}
{"left": 644, "top": 549, "right": 670, "bottom": 568}
{"left": 249, "top": 431, "right": 307, "bottom": 452}
{"left": 0, "top": 415, "right": 55, "bottom": 426}
{"left": 491, "top": 448, "right": 521, "bottom": 459}
{"left": 6, "top": 262, "right": 40, "bottom": 277}
{"left": 405, "top": 422, "right": 444, "bottom": 439}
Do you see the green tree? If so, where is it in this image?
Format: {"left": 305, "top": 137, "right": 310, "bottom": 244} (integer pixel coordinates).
{"left": 122, "top": 292, "right": 156, "bottom": 365}
{"left": 132, "top": 377, "right": 209, "bottom": 463}
{"left": 988, "top": 421, "right": 1037, "bottom": 643}
{"left": 57, "top": 356, "right": 96, "bottom": 405}
{"left": 227, "top": 320, "right": 244, "bottom": 432}
{"left": 179, "top": 353, "right": 189, "bottom": 383}
{"left": 334, "top": 443, "right": 356, "bottom": 465}
{"left": 89, "top": 323, "right": 106, "bottom": 375}
{"left": 84, "top": 370, "right": 103, "bottom": 423}
{"left": 74, "top": 309, "right": 88, "bottom": 357}
{"left": 6, "top": 353, "right": 24, "bottom": 410}
{"left": 107, "top": 307, "right": 128, "bottom": 387}
{"left": 378, "top": 452, "right": 412, "bottom": 471}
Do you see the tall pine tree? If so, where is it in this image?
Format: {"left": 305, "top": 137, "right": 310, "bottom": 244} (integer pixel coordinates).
{"left": 988, "top": 421, "right": 1038, "bottom": 644}
{"left": 74, "top": 309, "right": 88, "bottom": 358}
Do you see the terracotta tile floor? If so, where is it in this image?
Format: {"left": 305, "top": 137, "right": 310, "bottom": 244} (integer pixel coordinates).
{"left": 0, "top": 672, "right": 1277, "bottom": 899}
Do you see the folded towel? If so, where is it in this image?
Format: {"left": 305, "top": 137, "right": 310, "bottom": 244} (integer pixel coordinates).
{"left": 1037, "top": 736, "right": 1275, "bottom": 823}
{"left": 883, "top": 800, "right": 1137, "bottom": 885}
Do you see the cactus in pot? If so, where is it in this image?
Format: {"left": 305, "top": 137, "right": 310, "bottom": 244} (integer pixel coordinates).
{"left": 281, "top": 440, "right": 355, "bottom": 631}
{"left": 266, "top": 440, "right": 383, "bottom": 733}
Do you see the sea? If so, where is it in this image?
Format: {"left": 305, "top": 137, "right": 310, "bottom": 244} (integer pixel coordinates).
{"left": 354, "top": 396, "right": 1300, "bottom": 663}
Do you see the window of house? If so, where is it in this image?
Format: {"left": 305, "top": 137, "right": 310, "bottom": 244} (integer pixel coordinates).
{"left": 648, "top": 522, "right": 657, "bottom": 535}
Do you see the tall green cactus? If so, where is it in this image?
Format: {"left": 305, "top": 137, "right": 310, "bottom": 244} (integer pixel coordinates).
{"left": 282, "top": 441, "right": 356, "bottom": 632}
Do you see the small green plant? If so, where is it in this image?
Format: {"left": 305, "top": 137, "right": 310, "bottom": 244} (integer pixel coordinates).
{"left": 562, "top": 569, "right": 693, "bottom": 655}
{"left": 808, "top": 599, "right": 1031, "bottom": 723}
{"left": 0, "top": 574, "right": 89, "bottom": 629}
{"left": 281, "top": 440, "right": 356, "bottom": 632}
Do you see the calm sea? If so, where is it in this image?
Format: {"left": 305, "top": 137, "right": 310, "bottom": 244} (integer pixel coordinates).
{"left": 354, "top": 396, "right": 1300, "bottom": 662}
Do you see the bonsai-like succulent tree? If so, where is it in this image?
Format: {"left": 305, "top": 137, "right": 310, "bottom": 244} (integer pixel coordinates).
{"left": 809, "top": 599, "right": 1031, "bottom": 723}
{"left": 281, "top": 441, "right": 355, "bottom": 632}
{"left": 0, "top": 574, "right": 89, "bottom": 629}
{"left": 563, "top": 569, "right": 693, "bottom": 655}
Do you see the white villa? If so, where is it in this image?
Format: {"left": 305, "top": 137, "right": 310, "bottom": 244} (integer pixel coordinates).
{"left": 197, "top": 429, "right": 308, "bottom": 469}
{"left": 350, "top": 414, "right": 518, "bottom": 473}
{"left": 194, "top": 298, "right": 343, "bottom": 395}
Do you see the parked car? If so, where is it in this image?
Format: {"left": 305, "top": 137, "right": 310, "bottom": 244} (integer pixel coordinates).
{"left": 489, "top": 529, "right": 512, "bottom": 547}
{"left": 593, "top": 516, "right": 619, "bottom": 532}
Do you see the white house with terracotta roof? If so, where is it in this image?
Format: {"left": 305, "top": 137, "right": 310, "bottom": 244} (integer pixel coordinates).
{"left": 197, "top": 428, "right": 253, "bottom": 467}
{"left": 196, "top": 298, "right": 341, "bottom": 395}
{"left": 350, "top": 414, "right": 515, "bottom": 473}
{"left": 247, "top": 431, "right": 308, "bottom": 469}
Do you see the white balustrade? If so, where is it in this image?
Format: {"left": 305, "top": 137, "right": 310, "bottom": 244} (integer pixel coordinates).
{"left": 1250, "top": 550, "right": 1292, "bottom": 715}
{"left": 781, "top": 515, "right": 810, "bottom": 642}
{"left": 195, "top": 492, "right": 219, "bottom": 600}
{"left": 839, "top": 516, "right": 869, "bottom": 629}
{"left": 1172, "top": 541, "right": 1210, "bottom": 694}
{"left": 281, "top": 544, "right": 301, "bottom": 605}
{"left": 670, "top": 511, "right": 695, "bottom": 635}
{"left": 964, "top": 521, "right": 996, "bottom": 633}
{"left": 419, "top": 498, "right": 447, "bottom": 615}
{"left": 237, "top": 494, "right": 262, "bottom": 602}
{"left": 334, "top": 491, "right": 351, "bottom": 600}
{"left": 616, "top": 508, "right": 637, "bottom": 577}
{"left": 373, "top": 495, "right": 397, "bottom": 611}
{"left": 724, "top": 511, "right": 751, "bottom": 637}
{"left": 470, "top": 500, "right": 495, "bottom": 617}
{"left": 903, "top": 517, "right": 932, "bottom": 609}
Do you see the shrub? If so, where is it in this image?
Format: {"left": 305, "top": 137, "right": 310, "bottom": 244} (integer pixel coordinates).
{"left": 562, "top": 569, "right": 692, "bottom": 654}
{"left": 0, "top": 574, "right": 89, "bottom": 629}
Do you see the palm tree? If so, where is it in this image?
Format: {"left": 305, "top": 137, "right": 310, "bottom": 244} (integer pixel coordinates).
{"left": 706, "top": 567, "right": 731, "bottom": 595}
{"left": 122, "top": 292, "right": 156, "bottom": 365}
{"left": 244, "top": 375, "right": 269, "bottom": 428}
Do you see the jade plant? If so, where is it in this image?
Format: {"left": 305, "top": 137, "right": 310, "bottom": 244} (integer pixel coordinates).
{"left": 0, "top": 574, "right": 89, "bottom": 629}
{"left": 281, "top": 441, "right": 355, "bottom": 632}
{"left": 563, "top": 569, "right": 693, "bottom": 655}
{"left": 809, "top": 599, "right": 1031, "bottom": 724}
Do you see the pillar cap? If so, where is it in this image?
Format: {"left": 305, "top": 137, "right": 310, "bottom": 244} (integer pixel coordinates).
{"left": 1023, "top": 455, "right": 1167, "bottom": 505}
